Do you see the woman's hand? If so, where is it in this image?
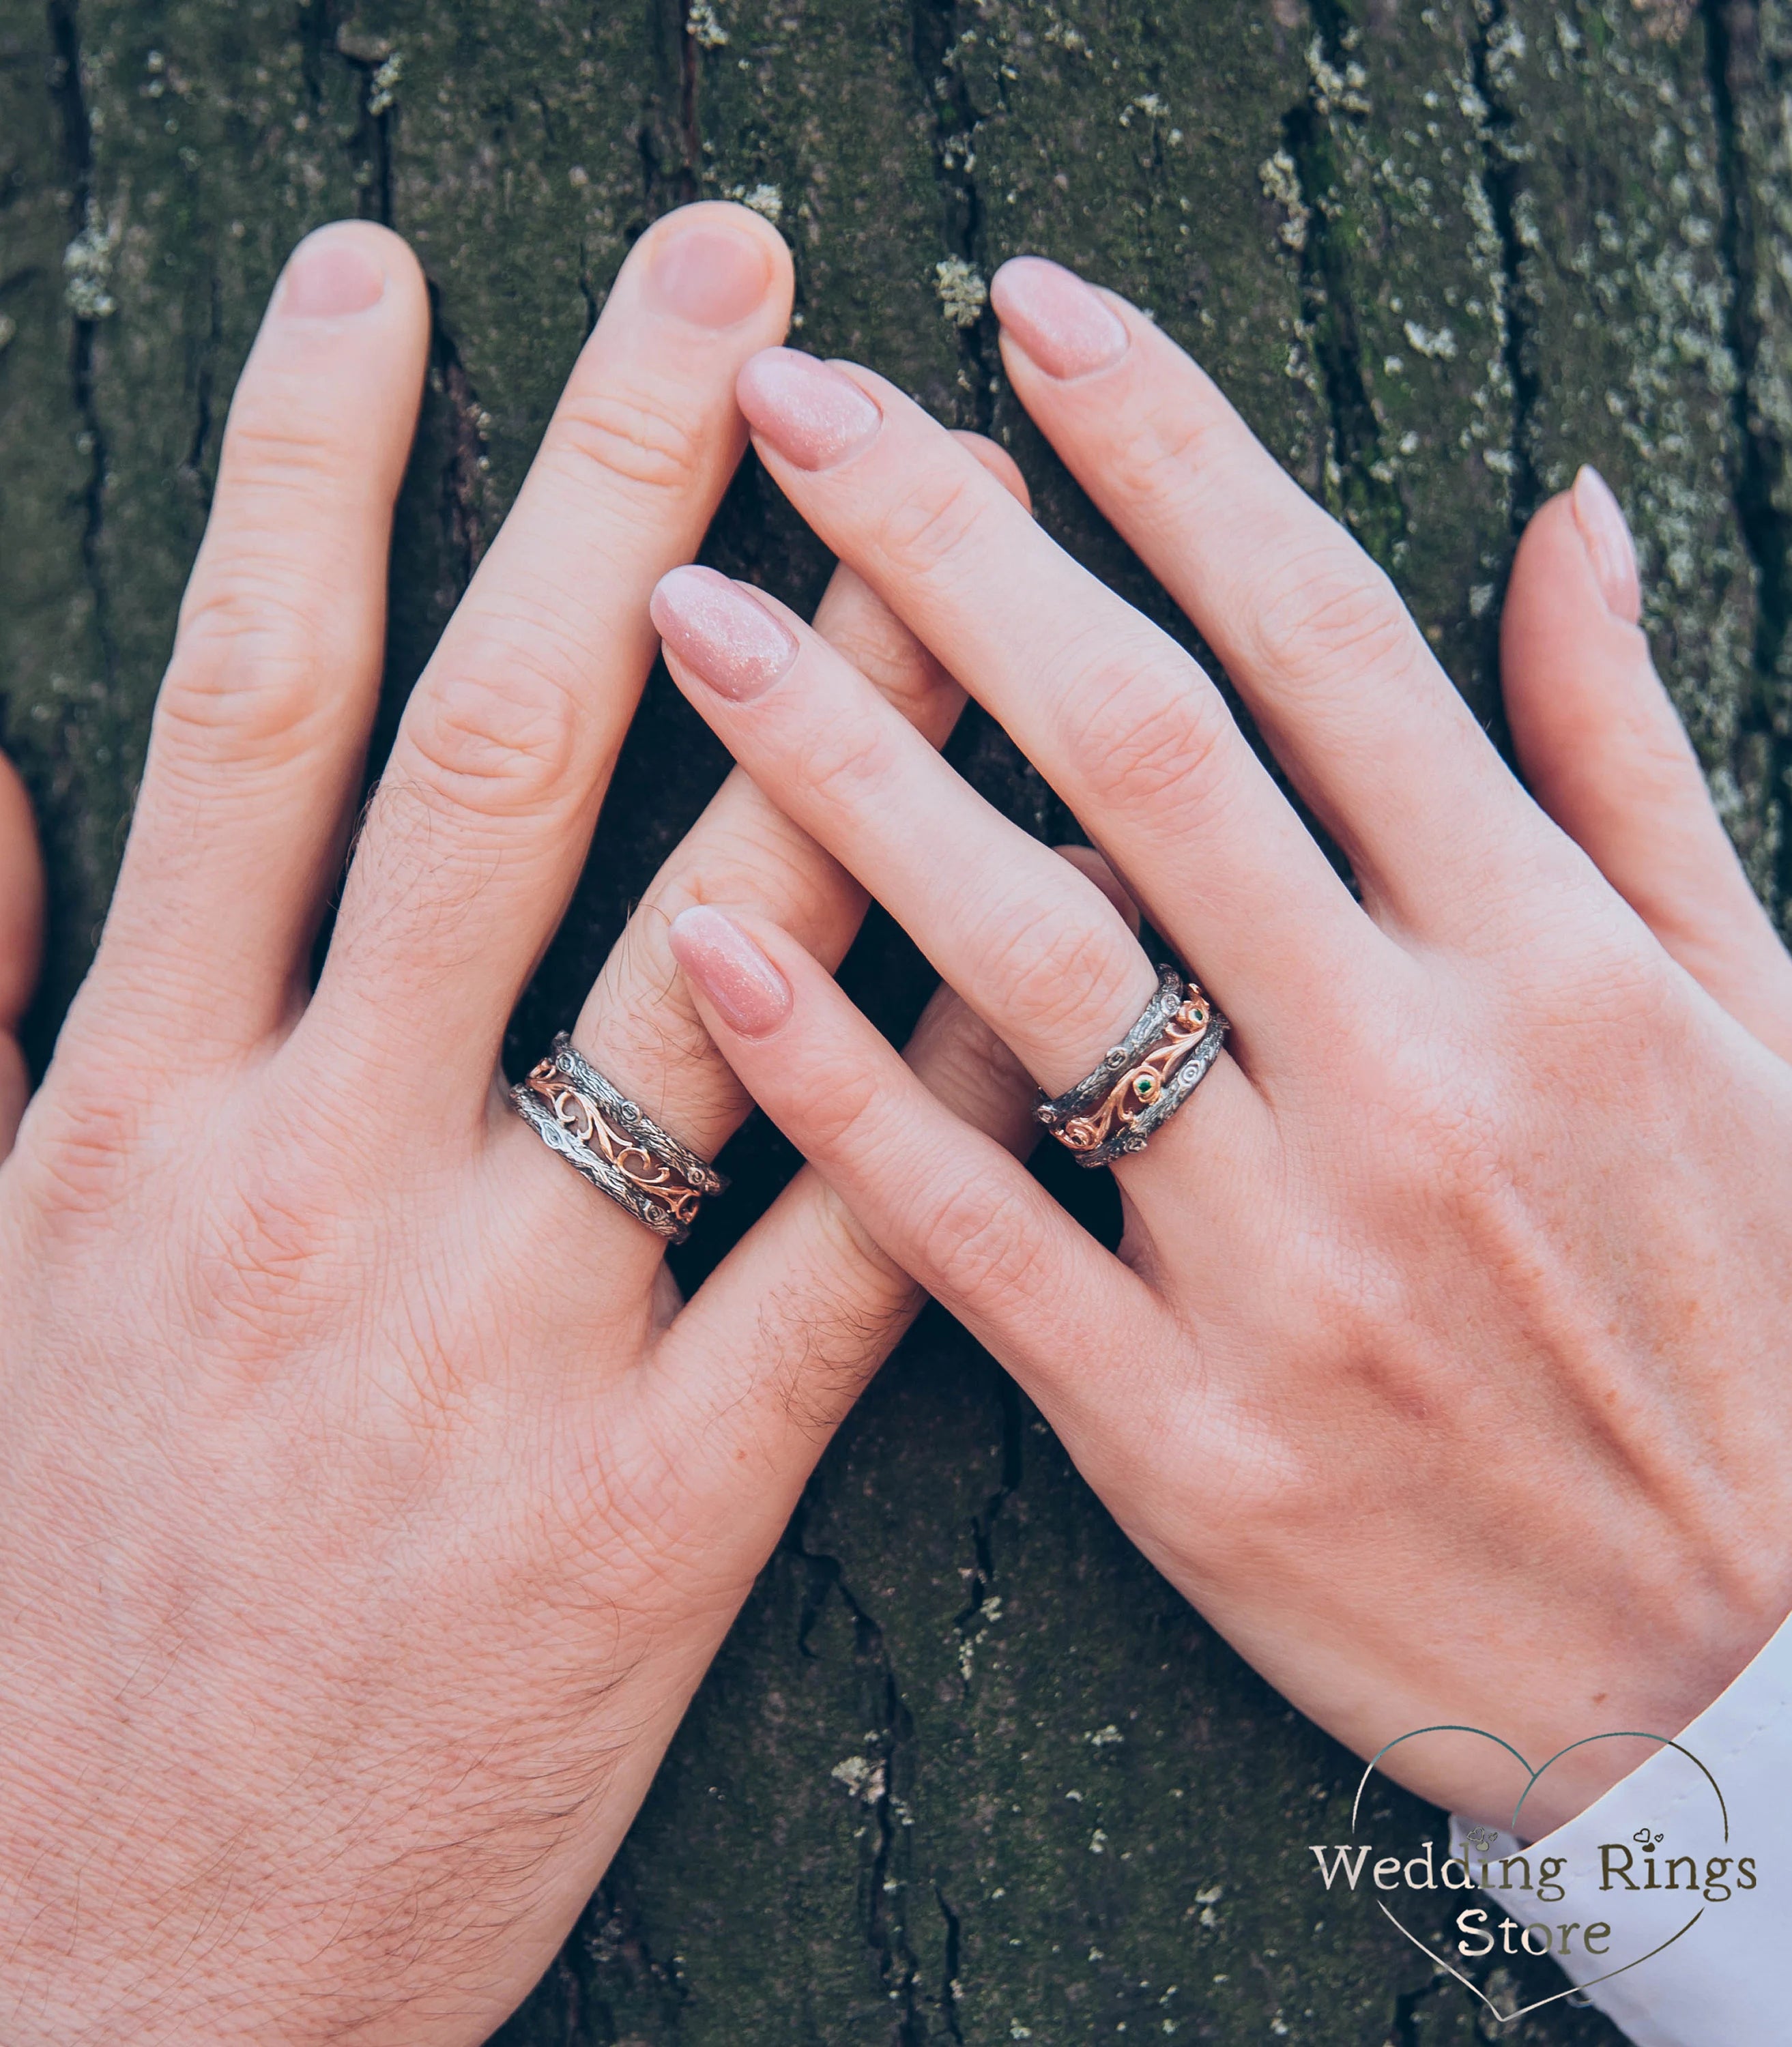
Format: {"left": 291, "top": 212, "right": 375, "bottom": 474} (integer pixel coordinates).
{"left": 0, "top": 205, "right": 1038, "bottom": 2046}
{"left": 649, "top": 261, "right": 1792, "bottom": 1838}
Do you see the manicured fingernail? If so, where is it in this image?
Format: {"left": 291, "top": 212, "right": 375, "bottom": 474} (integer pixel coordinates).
{"left": 644, "top": 212, "right": 774, "bottom": 328}
{"left": 280, "top": 233, "right": 386, "bottom": 318}
{"left": 651, "top": 566, "right": 797, "bottom": 700}
{"left": 990, "top": 256, "right": 1129, "bottom": 379}
{"left": 668, "top": 907, "right": 792, "bottom": 1038}
{"left": 1571, "top": 464, "right": 1641, "bottom": 624}
{"left": 737, "top": 348, "right": 882, "bottom": 469}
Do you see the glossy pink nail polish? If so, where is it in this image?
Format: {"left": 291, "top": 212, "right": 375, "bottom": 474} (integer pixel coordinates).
{"left": 1571, "top": 465, "right": 1641, "bottom": 624}
{"left": 643, "top": 216, "right": 774, "bottom": 328}
{"left": 668, "top": 907, "right": 792, "bottom": 1037}
{"left": 280, "top": 235, "right": 386, "bottom": 319}
{"left": 737, "top": 348, "right": 882, "bottom": 469}
{"left": 990, "top": 257, "right": 1129, "bottom": 379}
{"left": 651, "top": 566, "right": 797, "bottom": 699}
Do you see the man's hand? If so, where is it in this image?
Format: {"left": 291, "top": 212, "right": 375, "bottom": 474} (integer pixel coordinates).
{"left": 0, "top": 750, "right": 42, "bottom": 1148}
{"left": 0, "top": 207, "right": 1033, "bottom": 2045}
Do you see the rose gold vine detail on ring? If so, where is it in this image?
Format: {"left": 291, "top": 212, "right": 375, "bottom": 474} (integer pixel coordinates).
{"left": 522, "top": 1062, "right": 705, "bottom": 1230}
{"left": 1058, "top": 993, "right": 1213, "bottom": 1155}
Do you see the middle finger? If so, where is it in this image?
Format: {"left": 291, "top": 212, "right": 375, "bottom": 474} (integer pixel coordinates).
{"left": 650, "top": 564, "right": 1160, "bottom": 1092}
{"left": 308, "top": 205, "right": 792, "bottom": 1109}
{"left": 989, "top": 257, "right": 1546, "bottom": 931}
{"left": 734, "top": 349, "right": 1378, "bottom": 1060}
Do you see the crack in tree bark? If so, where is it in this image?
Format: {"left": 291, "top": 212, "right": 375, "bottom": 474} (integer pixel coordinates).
{"left": 1389, "top": 1969, "right": 1454, "bottom": 2044}
{"left": 910, "top": 0, "right": 997, "bottom": 432}
{"left": 299, "top": 2, "right": 492, "bottom": 600}
{"left": 787, "top": 1496, "right": 931, "bottom": 2041}
{"left": 1466, "top": 0, "right": 1541, "bottom": 540}
{"left": 1701, "top": 0, "right": 1792, "bottom": 923}
{"left": 933, "top": 1883, "right": 965, "bottom": 2046}
{"left": 639, "top": 0, "right": 701, "bottom": 220}
{"left": 949, "top": 1371, "right": 1023, "bottom": 1696}
{"left": 178, "top": 266, "right": 222, "bottom": 502}
{"left": 429, "top": 297, "right": 493, "bottom": 596}
{"left": 678, "top": 0, "right": 702, "bottom": 200}
{"left": 46, "top": 0, "right": 116, "bottom": 704}
{"left": 1280, "top": 7, "right": 1408, "bottom": 571}
{"left": 298, "top": 0, "right": 399, "bottom": 225}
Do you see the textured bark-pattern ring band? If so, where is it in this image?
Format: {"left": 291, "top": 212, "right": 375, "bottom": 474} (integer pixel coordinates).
{"left": 1034, "top": 962, "right": 1228, "bottom": 1168}
{"left": 510, "top": 1033, "right": 727, "bottom": 1244}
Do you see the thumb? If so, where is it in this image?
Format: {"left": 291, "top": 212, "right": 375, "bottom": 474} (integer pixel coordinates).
{"left": 1501, "top": 466, "right": 1792, "bottom": 1062}
{"left": 0, "top": 751, "right": 45, "bottom": 1152}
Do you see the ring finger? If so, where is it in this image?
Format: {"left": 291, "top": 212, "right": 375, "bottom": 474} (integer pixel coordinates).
{"left": 648, "top": 562, "right": 1267, "bottom": 1197}
{"left": 987, "top": 258, "right": 1546, "bottom": 932}
{"left": 502, "top": 441, "right": 1030, "bottom": 1267}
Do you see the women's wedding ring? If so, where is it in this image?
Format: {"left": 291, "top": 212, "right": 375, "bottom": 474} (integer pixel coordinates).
{"left": 1035, "top": 963, "right": 1227, "bottom": 1167}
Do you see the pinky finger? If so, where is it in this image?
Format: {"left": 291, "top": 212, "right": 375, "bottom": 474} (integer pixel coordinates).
{"left": 664, "top": 905, "right": 1157, "bottom": 1383}
{"left": 0, "top": 753, "right": 46, "bottom": 1152}
{"left": 1503, "top": 473, "right": 1792, "bottom": 1057}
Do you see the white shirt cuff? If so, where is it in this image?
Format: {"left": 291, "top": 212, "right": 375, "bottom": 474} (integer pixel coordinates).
{"left": 1449, "top": 1610, "right": 1791, "bottom": 2046}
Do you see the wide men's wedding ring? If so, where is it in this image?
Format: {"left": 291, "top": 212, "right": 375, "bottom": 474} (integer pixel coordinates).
{"left": 1035, "top": 962, "right": 1227, "bottom": 1167}
{"left": 511, "top": 1033, "right": 726, "bottom": 1244}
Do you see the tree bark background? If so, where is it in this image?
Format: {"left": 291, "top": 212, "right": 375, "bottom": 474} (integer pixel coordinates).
{"left": 2, "top": 0, "right": 1787, "bottom": 2038}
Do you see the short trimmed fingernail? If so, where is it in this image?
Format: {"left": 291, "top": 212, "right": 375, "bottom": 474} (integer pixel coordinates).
{"left": 1571, "top": 464, "right": 1641, "bottom": 624}
{"left": 651, "top": 566, "right": 797, "bottom": 700}
{"left": 644, "top": 212, "right": 774, "bottom": 328}
{"left": 990, "top": 256, "right": 1129, "bottom": 379}
{"left": 737, "top": 347, "right": 882, "bottom": 469}
{"left": 280, "top": 233, "right": 386, "bottom": 319}
{"left": 668, "top": 907, "right": 792, "bottom": 1038}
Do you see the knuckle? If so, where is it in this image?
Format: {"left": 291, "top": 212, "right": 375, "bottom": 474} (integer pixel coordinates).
{"left": 1364, "top": 1026, "right": 1516, "bottom": 1221}
{"left": 970, "top": 890, "right": 1138, "bottom": 1045}
{"left": 402, "top": 650, "right": 586, "bottom": 818}
{"left": 548, "top": 381, "right": 709, "bottom": 497}
{"left": 219, "top": 399, "right": 358, "bottom": 493}
{"left": 916, "top": 1174, "right": 1052, "bottom": 1308}
{"left": 787, "top": 1047, "right": 889, "bottom": 1157}
{"left": 817, "top": 595, "right": 949, "bottom": 725}
{"left": 877, "top": 469, "right": 986, "bottom": 582}
{"left": 18, "top": 1084, "right": 140, "bottom": 1222}
{"left": 1248, "top": 542, "right": 1417, "bottom": 686}
{"left": 1056, "top": 641, "right": 1236, "bottom": 813}
{"left": 1613, "top": 699, "right": 1709, "bottom": 814}
{"left": 904, "top": 997, "right": 1036, "bottom": 1136}
{"left": 586, "top": 918, "right": 735, "bottom": 1101}
{"left": 186, "top": 1164, "right": 342, "bottom": 1352}
{"left": 788, "top": 709, "right": 901, "bottom": 813}
{"left": 1102, "top": 397, "right": 1230, "bottom": 512}
{"left": 757, "top": 1218, "right": 916, "bottom": 1437}
{"left": 160, "top": 578, "right": 340, "bottom": 763}
{"left": 652, "top": 831, "right": 837, "bottom": 946}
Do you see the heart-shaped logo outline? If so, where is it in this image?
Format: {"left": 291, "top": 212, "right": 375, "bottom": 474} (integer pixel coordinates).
{"left": 1348, "top": 1725, "right": 1729, "bottom": 2027}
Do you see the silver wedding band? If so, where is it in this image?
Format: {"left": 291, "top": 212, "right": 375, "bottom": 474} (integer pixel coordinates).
{"left": 510, "top": 1033, "right": 725, "bottom": 1243}
{"left": 1035, "top": 963, "right": 1227, "bottom": 1167}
